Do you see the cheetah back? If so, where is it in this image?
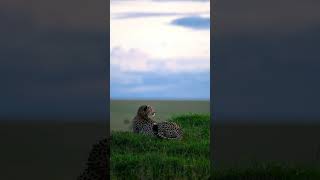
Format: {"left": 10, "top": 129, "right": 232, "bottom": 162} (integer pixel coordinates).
{"left": 156, "top": 122, "right": 183, "bottom": 140}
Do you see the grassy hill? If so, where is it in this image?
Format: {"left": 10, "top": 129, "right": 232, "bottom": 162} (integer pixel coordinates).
{"left": 110, "top": 113, "right": 210, "bottom": 179}
{"left": 110, "top": 112, "right": 320, "bottom": 179}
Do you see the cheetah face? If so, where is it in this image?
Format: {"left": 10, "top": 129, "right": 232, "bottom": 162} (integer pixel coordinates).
{"left": 137, "top": 105, "right": 156, "bottom": 119}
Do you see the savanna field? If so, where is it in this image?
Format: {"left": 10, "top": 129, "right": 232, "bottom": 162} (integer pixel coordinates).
{"left": 111, "top": 113, "right": 210, "bottom": 179}
{"left": 110, "top": 100, "right": 211, "bottom": 179}
{"left": 0, "top": 101, "right": 319, "bottom": 179}
{"left": 110, "top": 100, "right": 320, "bottom": 179}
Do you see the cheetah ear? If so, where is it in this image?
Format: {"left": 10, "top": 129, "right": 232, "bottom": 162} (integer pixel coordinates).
{"left": 143, "top": 105, "right": 148, "bottom": 111}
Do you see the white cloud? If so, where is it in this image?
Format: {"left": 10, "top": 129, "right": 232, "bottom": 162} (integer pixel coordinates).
{"left": 110, "top": 47, "right": 152, "bottom": 72}
{"left": 110, "top": 0, "right": 210, "bottom": 99}
{"left": 124, "top": 84, "right": 172, "bottom": 93}
{"left": 110, "top": 69, "right": 143, "bottom": 85}
{"left": 110, "top": 0, "right": 210, "bottom": 60}
{"left": 110, "top": 47, "right": 209, "bottom": 74}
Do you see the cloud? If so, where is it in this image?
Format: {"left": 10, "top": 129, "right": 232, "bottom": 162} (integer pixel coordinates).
{"left": 124, "top": 85, "right": 172, "bottom": 93}
{"left": 113, "top": 12, "right": 181, "bottom": 19}
{"left": 111, "top": 71, "right": 210, "bottom": 100}
{"left": 110, "top": 47, "right": 209, "bottom": 74}
{"left": 110, "top": 47, "right": 210, "bottom": 99}
{"left": 171, "top": 16, "right": 210, "bottom": 30}
{"left": 110, "top": 1, "right": 210, "bottom": 100}
{"left": 152, "top": 0, "right": 209, "bottom": 1}
{"left": 112, "top": 0, "right": 209, "bottom": 1}
{"left": 111, "top": 69, "right": 143, "bottom": 85}
{"left": 110, "top": 47, "right": 153, "bottom": 73}
{"left": 113, "top": 11, "right": 209, "bottom": 19}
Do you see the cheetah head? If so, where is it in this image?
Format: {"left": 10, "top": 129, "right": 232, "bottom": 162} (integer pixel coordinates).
{"left": 137, "top": 105, "right": 156, "bottom": 119}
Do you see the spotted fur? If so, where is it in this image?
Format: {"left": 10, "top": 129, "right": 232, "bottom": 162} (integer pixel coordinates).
{"left": 154, "top": 121, "right": 183, "bottom": 140}
{"left": 132, "top": 105, "right": 157, "bottom": 135}
{"left": 132, "top": 105, "right": 183, "bottom": 140}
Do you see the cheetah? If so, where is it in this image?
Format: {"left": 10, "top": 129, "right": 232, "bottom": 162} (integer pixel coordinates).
{"left": 132, "top": 104, "right": 157, "bottom": 136}
{"left": 77, "top": 137, "right": 109, "bottom": 180}
{"left": 77, "top": 105, "right": 182, "bottom": 179}
{"left": 153, "top": 121, "right": 183, "bottom": 140}
{"left": 132, "top": 105, "right": 183, "bottom": 140}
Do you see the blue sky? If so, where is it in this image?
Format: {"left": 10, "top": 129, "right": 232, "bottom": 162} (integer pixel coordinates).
{"left": 110, "top": 0, "right": 210, "bottom": 100}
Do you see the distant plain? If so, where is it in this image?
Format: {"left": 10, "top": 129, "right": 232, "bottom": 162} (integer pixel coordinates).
{"left": 110, "top": 100, "right": 210, "bottom": 131}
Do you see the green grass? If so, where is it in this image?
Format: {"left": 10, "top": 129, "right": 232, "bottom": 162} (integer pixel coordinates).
{"left": 110, "top": 112, "right": 320, "bottom": 179}
{"left": 111, "top": 113, "right": 210, "bottom": 179}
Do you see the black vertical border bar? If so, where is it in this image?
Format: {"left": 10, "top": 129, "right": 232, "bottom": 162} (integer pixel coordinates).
{"left": 210, "top": 0, "right": 216, "bottom": 175}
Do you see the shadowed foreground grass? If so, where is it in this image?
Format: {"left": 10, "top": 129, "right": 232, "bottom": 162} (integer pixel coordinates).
{"left": 111, "top": 113, "right": 210, "bottom": 179}
{"left": 0, "top": 122, "right": 107, "bottom": 180}
{"left": 213, "top": 164, "right": 320, "bottom": 180}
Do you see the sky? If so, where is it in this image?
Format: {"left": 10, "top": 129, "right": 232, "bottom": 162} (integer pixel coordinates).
{"left": 110, "top": 0, "right": 210, "bottom": 100}
{"left": 2, "top": 0, "right": 320, "bottom": 121}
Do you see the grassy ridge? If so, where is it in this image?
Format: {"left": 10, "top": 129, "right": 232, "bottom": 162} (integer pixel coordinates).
{"left": 111, "top": 113, "right": 210, "bottom": 179}
{"left": 111, "top": 113, "right": 320, "bottom": 179}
